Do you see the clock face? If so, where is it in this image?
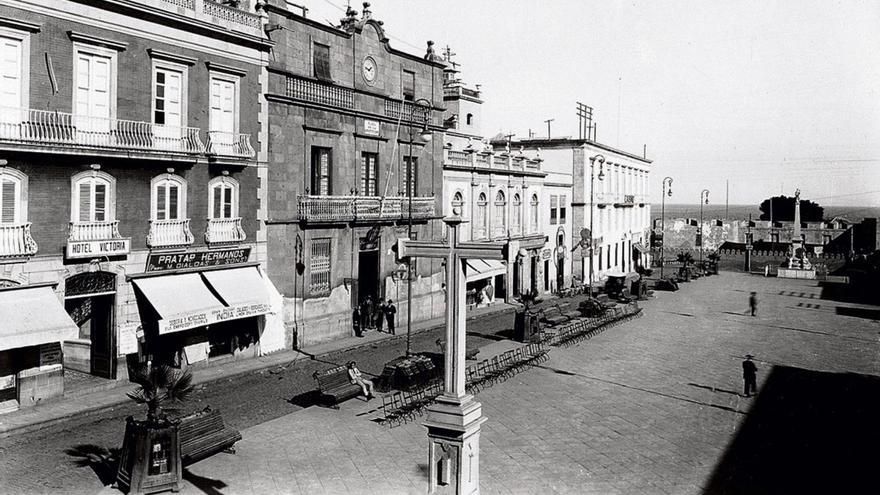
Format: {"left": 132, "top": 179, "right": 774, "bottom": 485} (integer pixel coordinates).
{"left": 362, "top": 56, "right": 377, "bottom": 83}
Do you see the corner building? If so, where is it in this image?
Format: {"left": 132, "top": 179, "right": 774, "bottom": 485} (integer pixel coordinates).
{"left": 0, "top": 0, "right": 276, "bottom": 413}
{"left": 263, "top": 3, "right": 447, "bottom": 346}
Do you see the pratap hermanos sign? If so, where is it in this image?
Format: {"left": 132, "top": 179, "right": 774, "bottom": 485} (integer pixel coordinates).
{"left": 145, "top": 248, "right": 251, "bottom": 272}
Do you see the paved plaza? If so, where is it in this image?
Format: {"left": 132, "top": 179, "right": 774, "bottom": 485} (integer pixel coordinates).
{"left": 84, "top": 271, "right": 877, "bottom": 495}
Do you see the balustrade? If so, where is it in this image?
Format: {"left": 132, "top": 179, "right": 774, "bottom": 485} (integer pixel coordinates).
{"left": 475, "top": 153, "right": 490, "bottom": 167}
{"left": 446, "top": 150, "right": 470, "bottom": 167}
{"left": 146, "top": 219, "right": 194, "bottom": 248}
{"left": 286, "top": 75, "right": 354, "bottom": 109}
{"left": 493, "top": 155, "right": 508, "bottom": 169}
{"left": 297, "top": 195, "right": 436, "bottom": 223}
{"left": 202, "top": 0, "right": 261, "bottom": 30}
{"left": 68, "top": 221, "right": 123, "bottom": 241}
{"left": 206, "top": 131, "right": 255, "bottom": 158}
{"left": 0, "top": 223, "right": 37, "bottom": 258}
{"left": 205, "top": 217, "right": 246, "bottom": 245}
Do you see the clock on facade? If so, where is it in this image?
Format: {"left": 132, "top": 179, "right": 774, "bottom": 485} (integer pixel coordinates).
{"left": 362, "top": 56, "right": 377, "bottom": 84}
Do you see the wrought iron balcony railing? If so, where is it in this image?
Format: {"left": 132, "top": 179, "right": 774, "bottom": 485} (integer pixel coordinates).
{"left": 0, "top": 223, "right": 37, "bottom": 259}
{"left": 297, "top": 195, "right": 436, "bottom": 223}
{"left": 205, "top": 217, "right": 246, "bottom": 245}
{"left": 68, "top": 220, "right": 124, "bottom": 241}
{"left": 0, "top": 107, "right": 205, "bottom": 154}
{"left": 285, "top": 75, "right": 354, "bottom": 109}
{"left": 205, "top": 131, "right": 255, "bottom": 158}
{"left": 146, "top": 219, "right": 195, "bottom": 248}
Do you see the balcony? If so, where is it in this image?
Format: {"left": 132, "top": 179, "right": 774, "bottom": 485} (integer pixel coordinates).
{"left": 446, "top": 150, "right": 470, "bottom": 167}
{"left": 205, "top": 217, "right": 246, "bottom": 245}
{"left": 202, "top": 0, "right": 261, "bottom": 30}
{"left": 0, "top": 223, "right": 37, "bottom": 260}
{"left": 206, "top": 131, "right": 255, "bottom": 159}
{"left": 384, "top": 101, "right": 430, "bottom": 122}
{"left": 285, "top": 75, "right": 354, "bottom": 109}
{"left": 297, "top": 196, "right": 436, "bottom": 223}
{"left": 149, "top": 0, "right": 262, "bottom": 36}
{"left": 443, "top": 85, "right": 482, "bottom": 100}
{"left": 0, "top": 107, "right": 205, "bottom": 156}
{"left": 146, "top": 219, "right": 195, "bottom": 249}
{"left": 614, "top": 194, "right": 636, "bottom": 207}
{"left": 68, "top": 221, "right": 124, "bottom": 241}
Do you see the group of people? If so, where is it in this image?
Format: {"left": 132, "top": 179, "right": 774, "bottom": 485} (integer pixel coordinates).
{"left": 352, "top": 297, "right": 396, "bottom": 337}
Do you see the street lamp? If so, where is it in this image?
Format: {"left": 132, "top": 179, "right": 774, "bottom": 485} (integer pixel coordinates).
{"left": 406, "top": 97, "right": 433, "bottom": 356}
{"left": 588, "top": 154, "right": 606, "bottom": 296}
{"left": 660, "top": 177, "right": 673, "bottom": 278}
{"left": 699, "top": 189, "right": 709, "bottom": 272}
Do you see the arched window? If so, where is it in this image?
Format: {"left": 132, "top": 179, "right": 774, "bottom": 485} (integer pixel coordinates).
{"left": 530, "top": 194, "right": 539, "bottom": 233}
{"left": 466, "top": 113, "right": 473, "bottom": 126}
{"left": 208, "top": 175, "right": 239, "bottom": 219}
{"left": 71, "top": 170, "right": 115, "bottom": 223}
{"left": 512, "top": 193, "right": 521, "bottom": 234}
{"left": 494, "top": 190, "right": 506, "bottom": 236}
{"left": 451, "top": 191, "right": 464, "bottom": 214}
{"left": 0, "top": 168, "right": 26, "bottom": 224}
{"left": 476, "top": 192, "right": 488, "bottom": 239}
{"left": 151, "top": 174, "right": 187, "bottom": 221}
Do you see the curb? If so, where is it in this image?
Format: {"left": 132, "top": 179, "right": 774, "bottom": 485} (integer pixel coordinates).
{"left": 0, "top": 304, "right": 517, "bottom": 439}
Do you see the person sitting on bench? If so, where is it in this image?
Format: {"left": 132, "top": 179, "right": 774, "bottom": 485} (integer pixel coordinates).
{"left": 347, "top": 361, "right": 375, "bottom": 400}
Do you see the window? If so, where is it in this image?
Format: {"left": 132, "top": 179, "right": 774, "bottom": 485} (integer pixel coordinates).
{"left": 74, "top": 47, "right": 115, "bottom": 134}
{"left": 614, "top": 242, "right": 618, "bottom": 266}
{"left": 402, "top": 70, "right": 415, "bottom": 101}
{"left": 512, "top": 193, "right": 521, "bottom": 233}
{"left": 597, "top": 246, "right": 603, "bottom": 270}
{"left": 0, "top": 169, "right": 23, "bottom": 224}
{"left": 0, "top": 30, "right": 27, "bottom": 122}
{"left": 466, "top": 113, "right": 473, "bottom": 126}
{"left": 310, "top": 238, "right": 331, "bottom": 295}
{"left": 451, "top": 191, "right": 464, "bottom": 214}
{"left": 209, "top": 74, "right": 237, "bottom": 134}
{"left": 71, "top": 171, "right": 115, "bottom": 223}
{"left": 403, "top": 156, "right": 417, "bottom": 197}
{"left": 559, "top": 195, "right": 567, "bottom": 225}
{"left": 360, "top": 152, "right": 378, "bottom": 196}
{"left": 550, "top": 195, "right": 558, "bottom": 225}
{"left": 476, "top": 192, "right": 488, "bottom": 238}
{"left": 153, "top": 65, "right": 184, "bottom": 128}
{"left": 311, "top": 147, "right": 332, "bottom": 195}
{"left": 208, "top": 176, "right": 238, "bottom": 219}
{"left": 822, "top": 234, "right": 831, "bottom": 245}
{"left": 530, "top": 194, "right": 539, "bottom": 233}
{"left": 151, "top": 174, "right": 186, "bottom": 221}
{"left": 313, "top": 43, "right": 331, "bottom": 81}
{"left": 494, "top": 190, "right": 506, "bottom": 234}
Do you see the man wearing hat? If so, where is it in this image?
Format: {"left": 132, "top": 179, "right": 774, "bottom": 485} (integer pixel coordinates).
{"left": 742, "top": 354, "right": 758, "bottom": 397}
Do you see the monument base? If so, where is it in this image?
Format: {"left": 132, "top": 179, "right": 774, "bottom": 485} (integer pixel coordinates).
{"left": 424, "top": 394, "right": 487, "bottom": 495}
{"left": 777, "top": 268, "right": 816, "bottom": 280}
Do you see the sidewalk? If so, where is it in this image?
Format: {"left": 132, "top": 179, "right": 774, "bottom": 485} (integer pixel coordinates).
{"left": 0, "top": 302, "right": 517, "bottom": 439}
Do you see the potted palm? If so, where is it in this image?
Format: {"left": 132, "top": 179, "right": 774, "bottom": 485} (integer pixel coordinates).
{"left": 116, "top": 362, "right": 193, "bottom": 495}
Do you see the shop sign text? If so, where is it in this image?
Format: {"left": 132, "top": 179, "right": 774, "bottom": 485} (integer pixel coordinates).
{"left": 67, "top": 239, "right": 131, "bottom": 259}
{"left": 159, "top": 302, "right": 271, "bottom": 335}
{"left": 146, "top": 248, "right": 251, "bottom": 272}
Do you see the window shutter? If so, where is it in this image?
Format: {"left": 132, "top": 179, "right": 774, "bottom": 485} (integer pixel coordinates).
{"left": 402, "top": 70, "right": 415, "bottom": 101}
{"left": 212, "top": 185, "right": 221, "bottom": 219}
{"left": 0, "top": 180, "right": 15, "bottom": 223}
{"left": 313, "top": 43, "right": 332, "bottom": 81}
{"left": 223, "top": 185, "right": 233, "bottom": 218}
{"left": 94, "top": 183, "right": 106, "bottom": 222}
{"left": 156, "top": 184, "right": 167, "bottom": 220}
{"left": 78, "top": 182, "right": 91, "bottom": 222}
{"left": 0, "top": 37, "right": 22, "bottom": 110}
{"left": 168, "top": 184, "right": 178, "bottom": 220}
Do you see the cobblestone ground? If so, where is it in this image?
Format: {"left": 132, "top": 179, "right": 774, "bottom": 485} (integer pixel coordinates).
{"left": 3, "top": 272, "right": 879, "bottom": 494}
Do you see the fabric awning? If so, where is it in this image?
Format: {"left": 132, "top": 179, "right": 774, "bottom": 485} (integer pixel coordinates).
{"left": 0, "top": 286, "right": 78, "bottom": 351}
{"left": 201, "top": 267, "right": 269, "bottom": 308}
{"left": 465, "top": 259, "right": 507, "bottom": 283}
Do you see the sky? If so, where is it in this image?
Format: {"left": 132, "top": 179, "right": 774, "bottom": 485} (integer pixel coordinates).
{"left": 299, "top": 0, "right": 880, "bottom": 207}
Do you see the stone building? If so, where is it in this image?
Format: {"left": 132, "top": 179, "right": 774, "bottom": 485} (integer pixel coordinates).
{"left": 0, "top": 0, "right": 276, "bottom": 413}
{"left": 441, "top": 54, "right": 549, "bottom": 304}
{"left": 261, "top": 3, "right": 447, "bottom": 346}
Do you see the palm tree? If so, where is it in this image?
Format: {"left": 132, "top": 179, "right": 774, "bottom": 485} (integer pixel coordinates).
{"left": 126, "top": 362, "right": 194, "bottom": 425}
{"left": 676, "top": 251, "right": 694, "bottom": 268}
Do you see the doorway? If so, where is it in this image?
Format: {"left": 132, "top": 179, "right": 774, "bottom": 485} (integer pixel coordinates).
{"left": 512, "top": 259, "right": 521, "bottom": 297}
{"left": 530, "top": 256, "right": 538, "bottom": 294}
{"left": 556, "top": 254, "right": 565, "bottom": 291}
{"left": 543, "top": 260, "right": 549, "bottom": 292}
{"left": 358, "top": 247, "right": 380, "bottom": 305}
{"left": 65, "top": 272, "right": 117, "bottom": 379}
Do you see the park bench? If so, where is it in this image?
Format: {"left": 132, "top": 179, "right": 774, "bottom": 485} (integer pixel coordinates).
{"left": 313, "top": 365, "right": 362, "bottom": 407}
{"left": 178, "top": 407, "right": 242, "bottom": 466}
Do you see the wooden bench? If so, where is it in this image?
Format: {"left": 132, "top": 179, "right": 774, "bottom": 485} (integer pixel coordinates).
{"left": 178, "top": 407, "right": 241, "bottom": 466}
{"left": 313, "top": 365, "right": 362, "bottom": 407}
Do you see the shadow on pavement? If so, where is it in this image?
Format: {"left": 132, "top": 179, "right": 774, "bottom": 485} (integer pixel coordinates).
{"left": 703, "top": 365, "right": 880, "bottom": 495}
{"left": 287, "top": 390, "right": 320, "bottom": 409}
{"left": 65, "top": 444, "right": 120, "bottom": 486}
{"left": 835, "top": 306, "right": 880, "bottom": 321}
{"left": 183, "top": 468, "right": 227, "bottom": 495}
{"left": 687, "top": 383, "right": 741, "bottom": 397}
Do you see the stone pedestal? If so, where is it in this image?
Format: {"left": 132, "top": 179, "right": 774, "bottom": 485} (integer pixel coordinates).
{"left": 424, "top": 394, "right": 487, "bottom": 494}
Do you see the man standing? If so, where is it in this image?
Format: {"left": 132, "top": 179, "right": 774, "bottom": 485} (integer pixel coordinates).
{"left": 749, "top": 291, "right": 758, "bottom": 316}
{"left": 384, "top": 299, "right": 397, "bottom": 335}
{"left": 376, "top": 299, "right": 386, "bottom": 333}
{"left": 360, "top": 297, "right": 372, "bottom": 333}
{"left": 742, "top": 354, "right": 758, "bottom": 397}
{"left": 352, "top": 307, "right": 362, "bottom": 338}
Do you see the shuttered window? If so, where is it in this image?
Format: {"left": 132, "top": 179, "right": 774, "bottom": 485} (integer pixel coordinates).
{"left": 153, "top": 176, "right": 185, "bottom": 221}
{"left": 0, "top": 175, "right": 19, "bottom": 224}
{"left": 309, "top": 238, "right": 331, "bottom": 295}
{"left": 74, "top": 176, "right": 111, "bottom": 223}
{"left": 530, "top": 194, "right": 539, "bottom": 233}
{"left": 550, "top": 195, "right": 558, "bottom": 225}
{"left": 75, "top": 51, "right": 112, "bottom": 134}
{"left": 402, "top": 70, "right": 415, "bottom": 101}
{"left": 310, "top": 147, "right": 332, "bottom": 195}
{"left": 560, "top": 195, "right": 567, "bottom": 225}
{"left": 402, "top": 156, "right": 417, "bottom": 197}
{"left": 0, "top": 36, "right": 22, "bottom": 119}
{"left": 210, "top": 179, "right": 237, "bottom": 219}
{"left": 313, "top": 43, "right": 331, "bottom": 81}
{"left": 360, "top": 152, "right": 378, "bottom": 196}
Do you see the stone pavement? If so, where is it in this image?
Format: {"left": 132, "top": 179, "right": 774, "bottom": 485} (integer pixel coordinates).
{"left": 108, "top": 272, "right": 878, "bottom": 494}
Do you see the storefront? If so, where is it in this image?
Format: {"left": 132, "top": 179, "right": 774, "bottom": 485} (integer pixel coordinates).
{"left": 129, "top": 263, "right": 276, "bottom": 370}
{"left": 0, "top": 283, "right": 78, "bottom": 413}
{"left": 465, "top": 259, "right": 506, "bottom": 308}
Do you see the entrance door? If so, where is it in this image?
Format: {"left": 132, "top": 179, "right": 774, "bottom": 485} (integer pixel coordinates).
{"left": 512, "top": 260, "right": 521, "bottom": 297}
{"left": 556, "top": 254, "right": 565, "bottom": 292}
{"left": 89, "top": 295, "right": 115, "bottom": 378}
{"left": 65, "top": 271, "right": 117, "bottom": 379}
{"left": 530, "top": 256, "right": 538, "bottom": 294}
{"left": 543, "top": 260, "right": 549, "bottom": 292}
{"left": 358, "top": 249, "right": 379, "bottom": 304}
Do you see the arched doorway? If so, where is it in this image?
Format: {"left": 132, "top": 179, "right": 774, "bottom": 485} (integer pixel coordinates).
{"left": 64, "top": 271, "right": 116, "bottom": 379}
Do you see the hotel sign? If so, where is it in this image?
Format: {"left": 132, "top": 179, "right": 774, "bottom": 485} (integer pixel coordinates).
{"left": 159, "top": 302, "right": 271, "bottom": 335}
{"left": 146, "top": 248, "right": 251, "bottom": 272}
{"left": 67, "top": 238, "right": 131, "bottom": 259}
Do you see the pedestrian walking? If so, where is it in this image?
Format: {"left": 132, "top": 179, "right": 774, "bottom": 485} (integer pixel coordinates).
{"left": 742, "top": 354, "right": 758, "bottom": 397}
{"left": 352, "top": 307, "right": 362, "bottom": 337}
{"left": 376, "top": 299, "right": 386, "bottom": 333}
{"left": 748, "top": 291, "right": 758, "bottom": 316}
{"left": 347, "top": 361, "right": 375, "bottom": 400}
{"left": 384, "top": 299, "right": 397, "bottom": 335}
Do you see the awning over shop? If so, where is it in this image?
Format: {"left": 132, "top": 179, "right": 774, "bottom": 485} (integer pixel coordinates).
{"left": 465, "top": 259, "right": 506, "bottom": 283}
{"left": 0, "top": 286, "right": 78, "bottom": 351}
{"left": 132, "top": 267, "right": 272, "bottom": 336}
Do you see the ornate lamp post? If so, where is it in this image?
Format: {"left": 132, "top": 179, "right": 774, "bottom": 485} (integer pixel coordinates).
{"left": 660, "top": 177, "right": 673, "bottom": 278}
{"left": 405, "top": 98, "right": 433, "bottom": 356}
{"left": 699, "top": 189, "right": 709, "bottom": 272}
{"left": 588, "top": 154, "right": 606, "bottom": 296}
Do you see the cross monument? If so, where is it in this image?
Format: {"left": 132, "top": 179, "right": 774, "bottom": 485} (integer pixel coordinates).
{"left": 397, "top": 210, "right": 507, "bottom": 494}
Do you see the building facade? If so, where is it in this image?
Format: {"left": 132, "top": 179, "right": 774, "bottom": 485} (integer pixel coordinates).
{"left": 513, "top": 139, "right": 652, "bottom": 287}
{"left": 0, "top": 0, "right": 275, "bottom": 413}
{"left": 262, "top": 3, "right": 447, "bottom": 346}
{"left": 441, "top": 56, "right": 548, "bottom": 305}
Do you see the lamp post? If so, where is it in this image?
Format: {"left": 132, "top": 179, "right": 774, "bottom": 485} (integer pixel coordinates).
{"left": 660, "top": 177, "right": 673, "bottom": 278}
{"left": 699, "top": 189, "right": 709, "bottom": 272}
{"left": 405, "top": 97, "right": 433, "bottom": 356}
{"left": 588, "top": 155, "right": 606, "bottom": 296}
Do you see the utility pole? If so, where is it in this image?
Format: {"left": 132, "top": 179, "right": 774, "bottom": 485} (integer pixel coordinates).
{"left": 544, "top": 118, "right": 554, "bottom": 139}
